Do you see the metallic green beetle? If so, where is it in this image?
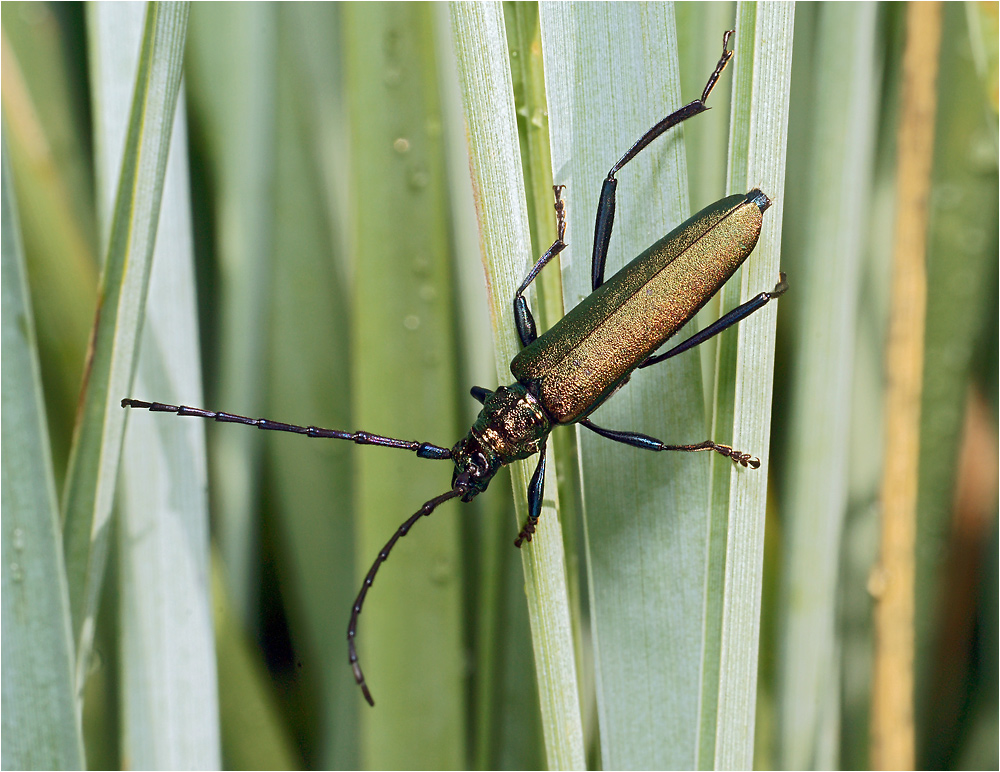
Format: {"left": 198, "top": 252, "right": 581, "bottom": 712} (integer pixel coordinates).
{"left": 122, "top": 30, "right": 786, "bottom": 706}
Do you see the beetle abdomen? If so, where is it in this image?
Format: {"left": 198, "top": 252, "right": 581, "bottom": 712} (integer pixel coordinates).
{"left": 511, "top": 190, "right": 768, "bottom": 424}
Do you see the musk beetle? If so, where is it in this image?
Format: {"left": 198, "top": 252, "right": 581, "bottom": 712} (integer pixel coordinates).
{"left": 122, "top": 30, "right": 786, "bottom": 706}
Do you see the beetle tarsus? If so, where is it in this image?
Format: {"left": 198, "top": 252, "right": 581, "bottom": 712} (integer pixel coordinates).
{"left": 706, "top": 443, "right": 761, "bottom": 468}
{"left": 683, "top": 440, "right": 760, "bottom": 467}
{"left": 730, "top": 449, "right": 761, "bottom": 469}
{"left": 514, "top": 520, "right": 536, "bottom": 548}
{"left": 551, "top": 184, "right": 567, "bottom": 241}
{"left": 701, "top": 30, "right": 735, "bottom": 103}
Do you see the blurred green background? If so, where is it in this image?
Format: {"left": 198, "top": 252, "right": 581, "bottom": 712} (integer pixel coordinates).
{"left": 2, "top": 2, "right": 996, "bottom": 769}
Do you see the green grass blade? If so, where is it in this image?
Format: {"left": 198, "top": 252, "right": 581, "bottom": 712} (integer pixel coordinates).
{"left": 450, "top": 3, "right": 585, "bottom": 768}
{"left": 436, "top": 6, "right": 544, "bottom": 764}
{"left": 344, "top": 4, "right": 466, "bottom": 765}
{"left": 87, "top": 3, "right": 220, "bottom": 766}
{"left": 775, "top": 5, "right": 879, "bottom": 769}
{"left": 61, "top": 0, "right": 189, "bottom": 693}
{"left": 503, "top": 2, "right": 589, "bottom": 761}
{"left": 1, "top": 3, "right": 99, "bottom": 485}
{"left": 188, "top": 5, "right": 337, "bottom": 765}
{"left": 264, "top": 6, "right": 361, "bottom": 767}
{"left": 708, "top": 4, "right": 795, "bottom": 768}
{"left": 185, "top": 3, "right": 277, "bottom": 627}
{"left": 914, "top": 8, "right": 999, "bottom": 766}
{"left": 541, "top": 3, "right": 722, "bottom": 767}
{"left": 675, "top": 1, "right": 737, "bottom": 408}
{"left": 2, "top": 128, "right": 85, "bottom": 771}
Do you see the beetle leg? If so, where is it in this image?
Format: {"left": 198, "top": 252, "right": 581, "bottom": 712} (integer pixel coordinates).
{"left": 591, "top": 31, "right": 734, "bottom": 292}
{"left": 513, "top": 186, "right": 568, "bottom": 348}
{"left": 638, "top": 273, "right": 788, "bottom": 369}
{"left": 579, "top": 418, "right": 760, "bottom": 469}
{"left": 514, "top": 441, "right": 548, "bottom": 547}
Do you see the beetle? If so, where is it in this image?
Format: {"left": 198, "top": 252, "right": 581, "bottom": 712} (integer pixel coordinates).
{"left": 122, "top": 30, "right": 786, "bottom": 706}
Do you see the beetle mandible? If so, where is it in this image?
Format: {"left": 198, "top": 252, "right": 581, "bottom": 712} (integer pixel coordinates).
{"left": 122, "top": 30, "right": 787, "bottom": 706}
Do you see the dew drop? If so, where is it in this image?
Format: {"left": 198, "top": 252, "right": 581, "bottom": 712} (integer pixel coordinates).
{"left": 431, "top": 558, "right": 451, "bottom": 584}
{"left": 408, "top": 167, "right": 430, "bottom": 190}
{"left": 384, "top": 67, "right": 402, "bottom": 87}
{"left": 88, "top": 647, "right": 104, "bottom": 675}
{"left": 959, "top": 227, "right": 985, "bottom": 254}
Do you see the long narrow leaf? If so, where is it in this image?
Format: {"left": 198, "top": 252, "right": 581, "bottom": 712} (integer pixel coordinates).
{"left": 263, "top": 5, "right": 360, "bottom": 766}
{"left": 184, "top": 3, "right": 277, "bottom": 627}
{"left": 776, "top": 5, "right": 879, "bottom": 768}
{"left": 710, "top": 4, "right": 794, "bottom": 768}
{"left": 0, "top": 4, "right": 98, "bottom": 482}
{"left": 450, "top": 4, "right": 585, "bottom": 768}
{"left": 60, "top": 1, "right": 189, "bottom": 693}
{"left": 87, "top": 3, "right": 220, "bottom": 766}
{"left": 344, "top": 5, "right": 466, "bottom": 765}
{"left": 540, "top": 3, "right": 723, "bottom": 768}
{"left": 435, "top": 6, "right": 544, "bottom": 765}
{"left": 2, "top": 129, "right": 85, "bottom": 771}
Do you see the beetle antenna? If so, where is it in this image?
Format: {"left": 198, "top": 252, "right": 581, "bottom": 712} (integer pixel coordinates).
{"left": 121, "top": 399, "right": 453, "bottom": 460}
{"left": 348, "top": 486, "right": 465, "bottom": 706}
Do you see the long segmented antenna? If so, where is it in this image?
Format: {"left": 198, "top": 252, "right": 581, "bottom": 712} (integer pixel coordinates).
{"left": 348, "top": 487, "right": 465, "bottom": 706}
{"left": 122, "top": 397, "right": 461, "bottom": 705}
{"left": 121, "top": 399, "right": 453, "bottom": 459}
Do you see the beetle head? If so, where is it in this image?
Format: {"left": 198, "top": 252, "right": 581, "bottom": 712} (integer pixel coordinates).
{"left": 450, "top": 431, "right": 501, "bottom": 501}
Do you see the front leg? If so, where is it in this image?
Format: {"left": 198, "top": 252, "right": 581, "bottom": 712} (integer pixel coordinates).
{"left": 514, "top": 441, "right": 548, "bottom": 547}
{"left": 513, "top": 186, "right": 568, "bottom": 348}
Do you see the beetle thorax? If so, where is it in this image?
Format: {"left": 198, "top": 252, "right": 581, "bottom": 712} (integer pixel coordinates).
{"left": 451, "top": 384, "right": 553, "bottom": 499}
